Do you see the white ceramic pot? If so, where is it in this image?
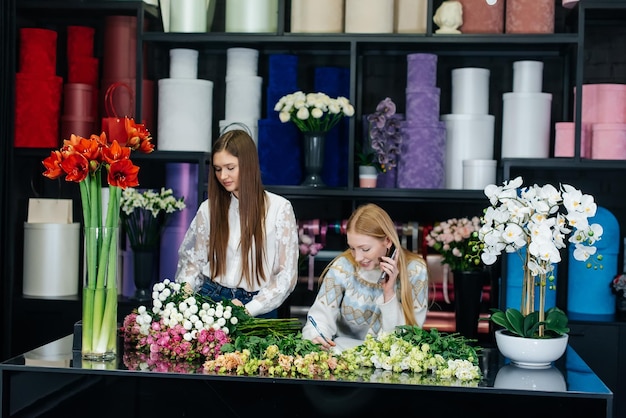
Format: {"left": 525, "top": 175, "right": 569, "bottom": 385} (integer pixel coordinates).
{"left": 495, "top": 329, "right": 568, "bottom": 369}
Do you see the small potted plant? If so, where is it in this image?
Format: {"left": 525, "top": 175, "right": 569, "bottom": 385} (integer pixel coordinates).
{"left": 478, "top": 176, "right": 604, "bottom": 367}
{"left": 362, "top": 97, "right": 403, "bottom": 188}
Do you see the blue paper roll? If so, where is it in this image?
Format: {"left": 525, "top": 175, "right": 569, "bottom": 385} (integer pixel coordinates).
{"left": 505, "top": 248, "right": 557, "bottom": 312}
{"left": 268, "top": 54, "right": 298, "bottom": 90}
{"left": 567, "top": 206, "right": 618, "bottom": 319}
{"left": 314, "top": 66, "right": 350, "bottom": 187}
{"left": 258, "top": 119, "right": 302, "bottom": 185}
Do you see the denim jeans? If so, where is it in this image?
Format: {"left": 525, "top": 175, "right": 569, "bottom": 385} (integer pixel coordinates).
{"left": 199, "top": 279, "right": 277, "bottom": 319}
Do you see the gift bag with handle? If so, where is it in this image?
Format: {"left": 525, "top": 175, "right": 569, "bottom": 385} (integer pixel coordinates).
{"left": 102, "top": 81, "right": 134, "bottom": 145}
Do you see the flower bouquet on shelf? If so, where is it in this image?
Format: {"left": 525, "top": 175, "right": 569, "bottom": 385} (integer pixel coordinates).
{"left": 42, "top": 118, "right": 154, "bottom": 360}
{"left": 425, "top": 216, "right": 486, "bottom": 339}
{"left": 364, "top": 97, "right": 403, "bottom": 174}
{"left": 425, "top": 216, "right": 484, "bottom": 273}
{"left": 120, "top": 187, "right": 186, "bottom": 251}
{"left": 274, "top": 90, "right": 354, "bottom": 133}
{"left": 121, "top": 187, "right": 186, "bottom": 300}
{"left": 479, "top": 176, "right": 604, "bottom": 339}
{"left": 274, "top": 91, "right": 355, "bottom": 187}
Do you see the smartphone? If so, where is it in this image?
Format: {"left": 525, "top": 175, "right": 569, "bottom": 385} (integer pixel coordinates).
{"left": 378, "top": 244, "right": 398, "bottom": 284}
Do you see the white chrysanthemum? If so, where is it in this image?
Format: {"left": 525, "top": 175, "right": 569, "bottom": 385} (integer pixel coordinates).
{"left": 230, "top": 317, "right": 238, "bottom": 325}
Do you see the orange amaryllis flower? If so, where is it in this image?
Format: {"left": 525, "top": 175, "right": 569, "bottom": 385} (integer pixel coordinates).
{"left": 41, "top": 117, "right": 154, "bottom": 360}
{"left": 108, "top": 159, "right": 139, "bottom": 189}
{"left": 73, "top": 136, "right": 103, "bottom": 171}
{"left": 60, "top": 153, "right": 90, "bottom": 183}
{"left": 102, "top": 140, "right": 131, "bottom": 165}
{"left": 124, "top": 118, "right": 154, "bottom": 153}
{"left": 42, "top": 150, "right": 64, "bottom": 180}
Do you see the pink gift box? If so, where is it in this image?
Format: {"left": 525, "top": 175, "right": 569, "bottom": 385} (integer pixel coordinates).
{"left": 575, "top": 83, "right": 626, "bottom": 125}
{"left": 554, "top": 122, "right": 591, "bottom": 158}
{"left": 591, "top": 123, "right": 626, "bottom": 160}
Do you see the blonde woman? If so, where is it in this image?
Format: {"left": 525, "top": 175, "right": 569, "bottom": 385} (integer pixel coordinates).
{"left": 303, "top": 203, "right": 428, "bottom": 351}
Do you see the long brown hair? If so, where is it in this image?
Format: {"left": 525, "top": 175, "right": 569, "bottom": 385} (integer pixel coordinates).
{"left": 321, "top": 203, "right": 423, "bottom": 325}
{"left": 208, "top": 129, "right": 267, "bottom": 287}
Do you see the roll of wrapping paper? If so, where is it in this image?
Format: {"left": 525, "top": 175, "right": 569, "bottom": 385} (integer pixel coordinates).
{"left": 299, "top": 219, "right": 328, "bottom": 290}
{"left": 290, "top": 0, "right": 344, "bottom": 33}
{"left": 225, "top": 0, "right": 278, "bottom": 33}
{"left": 160, "top": 163, "right": 199, "bottom": 282}
{"left": 103, "top": 16, "right": 137, "bottom": 80}
{"left": 157, "top": 78, "right": 213, "bottom": 152}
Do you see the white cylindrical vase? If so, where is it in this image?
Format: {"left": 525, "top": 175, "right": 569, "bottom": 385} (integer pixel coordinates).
{"left": 158, "top": 78, "right": 214, "bottom": 152}
{"left": 345, "top": 0, "right": 394, "bottom": 33}
{"left": 290, "top": 0, "right": 343, "bottom": 33}
{"left": 169, "top": 48, "right": 199, "bottom": 79}
{"left": 451, "top": 68, "right": 491, "bottom": 115}
{"left": 23, "top": 222, "right": 80, "bottom": 297}
{"left": 501, "top": 92, "right": 552, "bottom": 158}
{"left": 225, "top": 0, "right": 278, "bottom": 33}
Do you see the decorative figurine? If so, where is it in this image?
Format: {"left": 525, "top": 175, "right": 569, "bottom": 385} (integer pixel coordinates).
{"left": 433, "top": 0, "right": 463, "bottom": 34}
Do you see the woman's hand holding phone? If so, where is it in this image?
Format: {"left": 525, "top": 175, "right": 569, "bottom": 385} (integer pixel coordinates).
{"left": 378, "top": 245, "right": 398, "bottom": 284}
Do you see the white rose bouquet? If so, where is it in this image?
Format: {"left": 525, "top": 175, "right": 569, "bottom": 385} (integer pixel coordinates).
{"left": 274, "top": 90, "right": 355, "bottom": 133}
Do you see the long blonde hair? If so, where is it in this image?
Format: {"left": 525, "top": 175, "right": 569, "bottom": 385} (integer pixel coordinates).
{"left": 320, "top": 203, "right": 424, "bottom": 325}
{"left": 207, "top": 129, "right": 267, "bottom": 287}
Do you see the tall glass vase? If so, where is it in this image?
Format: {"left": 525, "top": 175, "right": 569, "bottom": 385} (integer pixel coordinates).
{"left": 82, "top": 226, "right": 119, "bottom": 361}
{"left": 301, "top": 131, "right": 326, "bottom": 187}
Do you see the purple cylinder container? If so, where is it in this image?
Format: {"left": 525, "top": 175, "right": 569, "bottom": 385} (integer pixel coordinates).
{"left": 397, "top": 122, "right": 446, "bottom": 189}
{"left": 405, "top": 87, "right": 441, "bottom": 126}
{"left": 407, "top": 53, "right": 438, "bottom": 90}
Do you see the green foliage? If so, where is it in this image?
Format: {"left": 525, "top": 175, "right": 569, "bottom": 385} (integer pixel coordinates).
{"left": 221, "top": 332, "right": 323, "bottom": 358}
{"left": 488, "top": 307, "right": 570, "bottom": 338}
{"left": 394, "top": 325, "right": 481, "bottom": 365}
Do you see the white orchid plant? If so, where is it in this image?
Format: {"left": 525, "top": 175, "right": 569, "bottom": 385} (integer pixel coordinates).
{"left": 479, "top": 176, "right": 604, "bottom": 338}
{"left": 274, "top": 91, "right": 355, "bottom": 133}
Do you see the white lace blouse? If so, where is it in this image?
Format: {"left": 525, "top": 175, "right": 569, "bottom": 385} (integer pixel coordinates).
{"left": 175, "top": 191, "right": 299, "bottom": 317}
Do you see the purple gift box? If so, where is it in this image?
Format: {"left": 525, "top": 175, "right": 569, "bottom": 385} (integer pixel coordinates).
{"left": 407, "top": 53, "right": 438, "bottom": 90}
{"left": 397, "top": 122, "right": 446, "bottom": 189}
{"left": 405, "top": 87, "right": 441, "bottom": 126}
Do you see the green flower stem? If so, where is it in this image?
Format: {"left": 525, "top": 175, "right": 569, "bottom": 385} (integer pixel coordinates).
{"left": 82, "top": 171, "right": 120, "bottom": 356}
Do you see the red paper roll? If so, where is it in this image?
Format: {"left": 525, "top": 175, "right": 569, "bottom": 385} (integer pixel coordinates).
{"left": 68, "top": 56, "right": 99, "bottom": 85}
{"left": 15, "top": 73, "right": 63, "bottom": 148}
{"left": 19, "top": 28, "right": 57, "bottom": 76}
{"left": 67, "top": 25, "right": 95, "bottom": 59}
{"left": 103, "top": 16, "right": 137, "bottom": 80}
